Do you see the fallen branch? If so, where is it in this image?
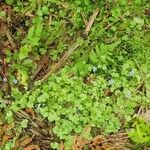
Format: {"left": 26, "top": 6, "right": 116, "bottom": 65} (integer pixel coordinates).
{"left": 84, "top": 8, "right": 99, "bottom": 35}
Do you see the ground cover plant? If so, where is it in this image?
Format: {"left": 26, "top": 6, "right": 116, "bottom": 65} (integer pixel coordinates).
{"left": 0, "top": 0, "right": 150, "bottom": 149}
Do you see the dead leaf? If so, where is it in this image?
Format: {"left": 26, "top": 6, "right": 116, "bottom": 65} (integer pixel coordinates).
{"left": 0, "top": 22, "right": 6, "bottom": 36}
{"left": 13, "top": 140, "right": 20, "bottom": 150}
{"left": 21, "top": 135, "right": 34, "bottom": 147}
{"left": 31, "top": 55, "right": 49, "bottom": 80}
{"left": 0, "top": 123, "right": 14, "bottom": 137}
{"left": 104, "top": 88, "right": 112, "bottom": 97}
{"left": 23, "top": 145, "right": 40, "bottom": 150}
{"left": 25, "top": 108, "right": 36, "bottom": 120}
{"left": 59, "top": 141, "right": 65, "bottom": 150}
{"left": 0, "top": 134, "right": 11, "bottom": 146}
{"left": 95, "top": 145, "right": 101, "bottom": 150}
{"left": 83, "top": 125, "right": 91, "bottom": 134}
{"left": 102, "top": 143, "right": 115, "bottom": 150}
{"left": 145, "top": 10, "right": 150, "bottom": 16}
{"left": 91, "top": 135, "right": 106, "bottom": 146}
{"left": 72, "top": 136, "right": 89, "bottom": 150}
{"left": 60, "top": 2, "right": 68, "bottom": 9}
{"left": 90, "top": 147, "right": 95, "bottom": 150}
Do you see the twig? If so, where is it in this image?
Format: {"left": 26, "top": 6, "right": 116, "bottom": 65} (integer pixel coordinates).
{"left": 81, "top": 12, "right": 88, "bottom": 26}
{"left": 31, "top": 65, "right": 44, "bottom": 80}
{"left": 48, "top": 14, "right": 52, "bottom": 26}
{"left": 104, "top": 15, "right": 125, "bottom": 31}
{"left": 0, "top": 99, "right": 11, "bottom": 104}
{"left": 5, "top": 29, "right": 16, "bottom": 49}
{"left": 134, "top": 78, "right": 145, "bottom": 93}
{"left": 16, "top": 111, "right": 39, "bottom": 128}
{"left": 84, "top": 8, "right": 99, "bottom": 35}
{"left": 31, "top": 55, "right": 49, "bottom": 80}
{"left": 30, "top": 129, "right": 43, "bottom": 137}
{"left": 133, "top": 58, "right": 144, "bottom": 78}
{"left": 133, "top": 58, "right": 148, "bottom": 95}
{"left": 40, "top": 42, "right": 80, "bottom": 83}
{"left": 137, "top": 106, "right": 144, "bottom": 116}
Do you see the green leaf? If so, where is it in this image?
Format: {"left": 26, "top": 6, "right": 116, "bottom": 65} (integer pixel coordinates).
{"left": 51, "top": 142, "right": 59, "bottom": 149}
{"left": 18, "top": 45, "right": 32, "bottom": 61}
{"left": 90, "top": 51, "right": 99, "bottom": 63}
{"left": 134, "top": 17, "right": 144, "bottom": 25}
{"left": 17, "top": 68, "right": 29, "bottom": 87}
{"left": 20, "top": 119, "right": 29, "bottom": 128}
{"left": 37, "top": 92, "right": 49, "bottom": 103}
{"left": 5, "top": 0, "right": 14, "bottom": 5}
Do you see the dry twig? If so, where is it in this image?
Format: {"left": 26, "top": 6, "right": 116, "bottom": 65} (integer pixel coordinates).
{"left": 80, "top": 12, "right": 88, "bottom": 26}
{"left": 84, "top": 8, "right": 99, "bottom": 35}
{"left": 5, "top": 29, "right": 16, "bottom": 49}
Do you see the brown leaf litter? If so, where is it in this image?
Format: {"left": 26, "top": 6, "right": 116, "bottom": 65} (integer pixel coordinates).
{"left": 60, "top": 132, "right": 133, "bottom": 150}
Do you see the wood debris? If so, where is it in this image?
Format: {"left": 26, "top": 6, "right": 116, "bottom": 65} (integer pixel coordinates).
{"left": 84, "top": 8, "right": 99, "bottom": 35}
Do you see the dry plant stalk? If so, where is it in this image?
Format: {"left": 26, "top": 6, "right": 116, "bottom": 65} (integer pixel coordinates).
{"left": 84, "top": 8, "right": 99, "bottom": 35}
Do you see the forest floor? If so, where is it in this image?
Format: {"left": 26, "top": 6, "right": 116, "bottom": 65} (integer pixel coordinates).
{"left": 0, "top": 1, "right": 150, "bottom": 150}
